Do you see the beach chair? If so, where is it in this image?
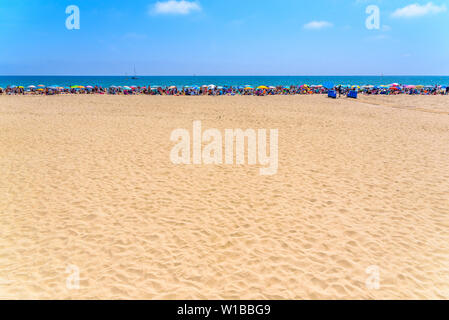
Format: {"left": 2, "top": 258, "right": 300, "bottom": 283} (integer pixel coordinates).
{"left": 328, "top": 90, "right": 337, "bottom": 99}
{"left": 347, "top": 90, "right": 358, "bottom": 99}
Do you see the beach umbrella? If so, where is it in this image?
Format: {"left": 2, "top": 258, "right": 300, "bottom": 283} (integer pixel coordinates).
{"left": 169, "top": 86, "right": 177, "bottom": 89}
{"left": 244, "top": 87, "right": 254, "bottom": 90}
{"left": 257, "top": 86, "right": 268, "bottom": 90}
{"left": 269, "top": 86, "right": 276, "bottom": 89}
{"left": 389, "top": 83, "right": 399, "bottom": 87}
{"left": 18, "top": 86, "right": 24, "bottom": 89}
{"left": 123, "top": 86, "right": 131, "bottom": 90}
{"left": 323, "top": 82, "right": 334, "bottom": 89}
{"left": 415, "top": 85, "right": 424, "bottom": 89}
{"left": 208, "top": 84, "right": 216, "bottom": 89}
{"left": 37, "top": 84, "right": 45, "bottom": 87}
{"left": 86, "top": 85, "right": 94, "bottom": 89}
{"left": 28, "top": 85, "right": 36, "bottom": 88}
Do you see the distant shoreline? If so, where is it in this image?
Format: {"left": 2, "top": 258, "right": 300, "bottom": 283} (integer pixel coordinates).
{"left": 1, "top": 83, "right": 448, "bottom": 97}
{"left": 1, "top": 75, "right": 448, "bottom": 89}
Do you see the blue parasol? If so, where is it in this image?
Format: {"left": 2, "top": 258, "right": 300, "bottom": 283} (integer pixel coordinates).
{"left": 323, "top": 82, "right": 334, "bottom": 89}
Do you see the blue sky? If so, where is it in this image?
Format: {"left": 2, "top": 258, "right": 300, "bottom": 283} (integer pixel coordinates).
{"left": 0, "top": 0, "right": 448, "bottom": 75}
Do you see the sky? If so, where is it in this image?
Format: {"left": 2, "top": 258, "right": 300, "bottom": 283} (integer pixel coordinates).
{"left": 0, "top": 0, "right": 448, "bottom": 75}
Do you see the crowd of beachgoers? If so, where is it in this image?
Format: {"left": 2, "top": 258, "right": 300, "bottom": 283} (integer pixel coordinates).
{"left": 1, "top": 83, "right": 448, "bottom": 96}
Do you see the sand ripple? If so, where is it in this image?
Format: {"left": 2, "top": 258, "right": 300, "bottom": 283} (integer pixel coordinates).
{"left": 1, "top": 95, "right": 448, "bottom": 299}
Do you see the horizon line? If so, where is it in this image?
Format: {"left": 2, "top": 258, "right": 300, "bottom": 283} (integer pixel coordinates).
{"left": 1, "top": 74, "right": 448, "bottom": 77}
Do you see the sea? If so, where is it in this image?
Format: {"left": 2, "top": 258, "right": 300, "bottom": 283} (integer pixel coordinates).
{"left": 0, "top": 76, "right": 447, "bottom": 88}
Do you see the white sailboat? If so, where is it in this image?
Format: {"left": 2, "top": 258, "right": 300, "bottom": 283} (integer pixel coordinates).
{"left": 131, "top": 65, "right": 139, "bottom": 80}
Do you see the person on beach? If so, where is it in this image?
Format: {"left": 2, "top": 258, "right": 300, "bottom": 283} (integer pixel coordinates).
{"left": 1, "top": 82, "right": 448, "bottom": 97}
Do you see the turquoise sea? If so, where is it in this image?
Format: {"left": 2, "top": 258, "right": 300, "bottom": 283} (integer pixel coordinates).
{"left": 0, "top": 76, "right": 448, "bottom": 88}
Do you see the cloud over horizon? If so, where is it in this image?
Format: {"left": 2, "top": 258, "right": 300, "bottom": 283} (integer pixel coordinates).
{"left": 152, "top": 0, "right": 201, "bottom": 15}
{"left": 392, "top": 2, "right": 447, "bottom": 18}
{"left": 303, "top": 21, "right": 333, "bottom": 30}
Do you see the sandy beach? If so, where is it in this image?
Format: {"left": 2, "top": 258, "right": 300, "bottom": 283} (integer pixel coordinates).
{"left": 1, "top": 94, "right": 448, "bottom": 299}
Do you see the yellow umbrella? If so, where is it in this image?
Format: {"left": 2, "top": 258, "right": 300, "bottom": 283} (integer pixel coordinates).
{"left": 257, "top": 86, "right": 268, "bottom": 90}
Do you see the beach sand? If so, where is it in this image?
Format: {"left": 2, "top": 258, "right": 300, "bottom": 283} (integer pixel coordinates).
{"left": 1, "top": 95, "right": 448, "bottom": 299}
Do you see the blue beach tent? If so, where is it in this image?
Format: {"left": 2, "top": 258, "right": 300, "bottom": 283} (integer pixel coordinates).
{"left": 347, "top": 90, "right": 358, "bottom": 99}
{"left": 328, "top": 90, "right": 337, "bottom": 99}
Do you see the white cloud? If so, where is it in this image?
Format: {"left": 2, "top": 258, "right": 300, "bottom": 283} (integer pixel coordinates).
{"left": 152, "top": 0, "right": 201, "bottom": 15}
{"left": 303, "top": 21, "right": 333, "bottom": 30}
{"left": 392, "top": 2, "right": 446, "bottom": 18}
